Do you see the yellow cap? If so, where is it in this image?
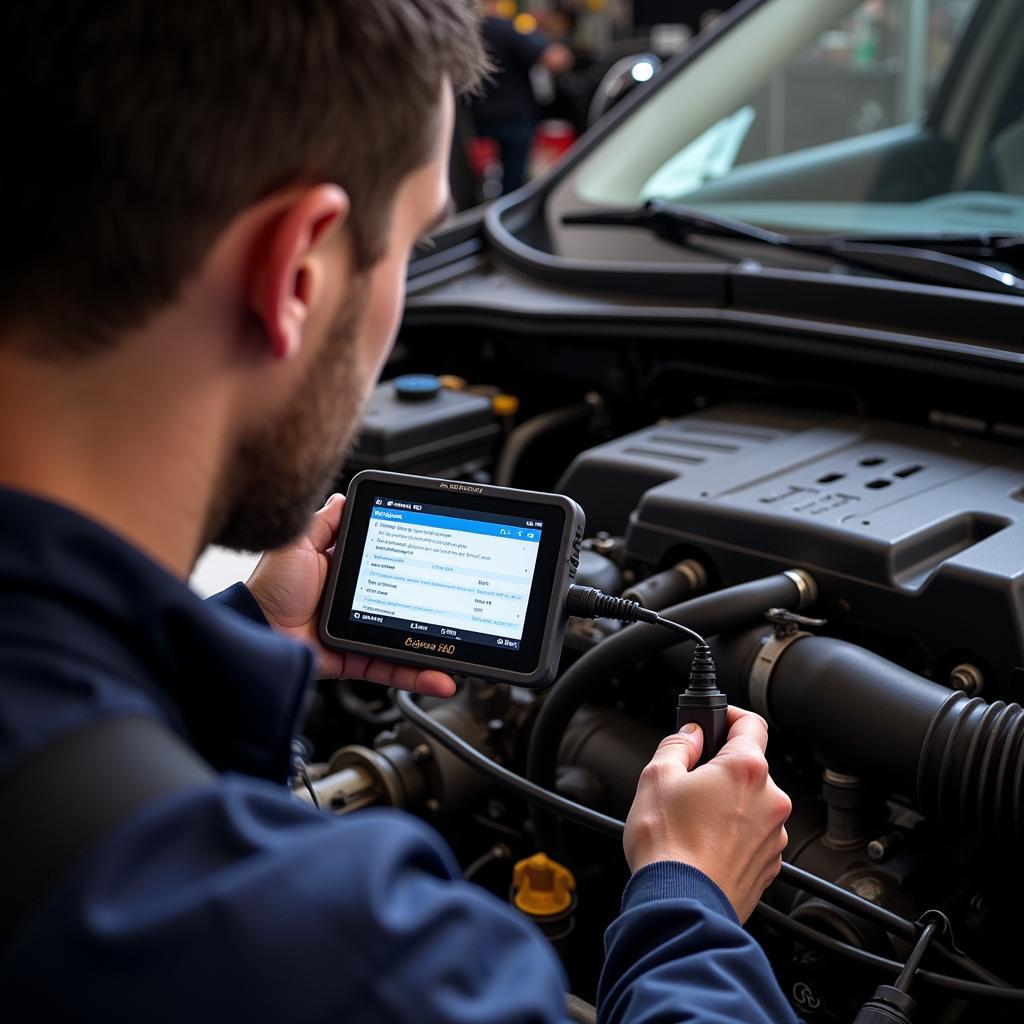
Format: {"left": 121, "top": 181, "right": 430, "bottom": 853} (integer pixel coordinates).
{"left": 492, "top": 393, "right": 520, "bottom": 417}
{"left": 512, "top": 854, "right": 576, "bottom": 917}
{"left": 438, "top": 374, "right": 467, "bottom": 391}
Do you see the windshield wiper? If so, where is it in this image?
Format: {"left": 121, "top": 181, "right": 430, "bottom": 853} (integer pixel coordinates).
{"left": 562, "top": 200, "right": 1024, "bottom": 297}
{"left": 825, "top": 231, "right": 1024, "bottom": 267}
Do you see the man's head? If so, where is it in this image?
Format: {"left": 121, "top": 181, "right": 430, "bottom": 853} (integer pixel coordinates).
{"left": 209, "top": 89, "right": 459, "bottom": 553}
{"left": 0, "top": 2, "right": 486, "bottom": 555}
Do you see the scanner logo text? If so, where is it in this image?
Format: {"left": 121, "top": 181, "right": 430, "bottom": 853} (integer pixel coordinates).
{"left": 405, "top": 637, "right": 457, "bottom": 656}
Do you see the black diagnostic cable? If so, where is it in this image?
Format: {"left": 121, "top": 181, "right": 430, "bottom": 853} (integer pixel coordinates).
{"left": 527, "top": 572, "right": 811, "bottom": 856}
{"left": 395, "top": 689, "right": 1018, "bottom": 1001}
{"left": 566, "top": 586, "right": 730, "bottom": 763}
{"left": 395, "top": 688, "right": 624, "bottom": 835}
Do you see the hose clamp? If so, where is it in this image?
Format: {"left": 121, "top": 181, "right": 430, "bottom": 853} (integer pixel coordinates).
{"left": 748, "top": 609, "right": 826, "bottom": 726}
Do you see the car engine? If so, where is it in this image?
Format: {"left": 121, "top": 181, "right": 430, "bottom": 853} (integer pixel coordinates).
{"left": 298, "top": 375, "right": 1024, "bottom": 1023}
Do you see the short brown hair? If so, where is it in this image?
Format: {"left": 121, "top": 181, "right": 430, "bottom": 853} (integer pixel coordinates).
{"left": 0, "top": 1, "right": 486, "bottom": 354}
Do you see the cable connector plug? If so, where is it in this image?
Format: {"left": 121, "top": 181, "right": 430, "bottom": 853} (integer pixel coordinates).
{"left": 566, "top": 585, "right": 726, "bottom": 762}
{"left": 687, "top": 642, "right": 718, "bottom": 692}
{"left": 566, "top": 586, "right": 708, "bottom": 645}
{"left": 677, "top": 642, "right": 729, "bottom": 765}
{"left": 566, "top": 585, "right": 659, "bottom": 625}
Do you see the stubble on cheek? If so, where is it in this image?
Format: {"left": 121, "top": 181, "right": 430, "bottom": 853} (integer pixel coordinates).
{"left": 206, "top": 280, "right": 373, "bottom": 553}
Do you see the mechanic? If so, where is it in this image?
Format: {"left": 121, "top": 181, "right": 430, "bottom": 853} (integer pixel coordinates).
{"left": 472, "top": 0, "right": 575, "bottom": 193}
{"left": 0, "top": 3, "right": 795, "bottom": 1022}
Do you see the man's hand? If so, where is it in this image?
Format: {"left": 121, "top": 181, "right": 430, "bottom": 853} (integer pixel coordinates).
{"left": 246, "top": 494, "right": 456, "bottom": 698}
{"left": 623, "top": 706, "right": 792, "bottom": 922}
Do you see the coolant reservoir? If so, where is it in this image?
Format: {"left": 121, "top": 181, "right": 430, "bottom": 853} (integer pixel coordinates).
{"left": 345, "top": 375, "right": 499, "bottom": 480}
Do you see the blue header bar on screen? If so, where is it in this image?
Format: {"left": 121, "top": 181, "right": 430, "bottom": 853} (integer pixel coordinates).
{"left": 371, "top": 507, "right": 541, "bottom": 542}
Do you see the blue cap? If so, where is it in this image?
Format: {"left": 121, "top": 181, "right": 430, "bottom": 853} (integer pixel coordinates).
{"left": 393, "top": 374, "right": 442, "bottom": 401}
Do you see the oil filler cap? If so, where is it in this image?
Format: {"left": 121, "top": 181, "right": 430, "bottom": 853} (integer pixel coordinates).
{"left": 512, "top": 853, "right": 576, "bottom": 918}
{"left": 393, "top": 374, "right": 442, "bottom": 402}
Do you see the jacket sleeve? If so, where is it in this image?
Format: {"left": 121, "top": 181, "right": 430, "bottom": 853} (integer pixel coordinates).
{"left": 598, "top": 862, "right": 799, "bottom": 1024}
{"left": 206, "top": 581, "right": 268, "bottom": 627}
{"left": 3, "top": 781, "right": 570, "bottom": 1024}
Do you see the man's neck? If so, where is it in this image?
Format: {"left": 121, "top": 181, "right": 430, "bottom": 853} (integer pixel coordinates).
{"left": 0, "top": 342, "right": 231, "bottom": 580}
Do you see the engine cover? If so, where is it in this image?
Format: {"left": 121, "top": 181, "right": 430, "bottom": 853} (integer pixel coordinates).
{"left": 560, "top": 404, "right": 1024, "bottom": 695}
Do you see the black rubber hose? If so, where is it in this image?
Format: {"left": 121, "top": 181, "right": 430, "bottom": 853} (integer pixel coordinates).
{"left": 494, "top": 400, "right": 599, "bottom": 487}
{"left": 720, "top": 630, "right": 1024, "bottom": 844}
{"left": 526, "top": 572, "right": 811, "bottom": 853}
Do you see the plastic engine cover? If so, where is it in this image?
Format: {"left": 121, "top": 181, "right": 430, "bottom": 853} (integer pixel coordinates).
{"left": 559, "top": 404, "right": 1024, "bottom": 696}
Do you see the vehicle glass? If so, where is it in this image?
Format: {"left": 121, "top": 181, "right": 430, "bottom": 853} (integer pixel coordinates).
{"left": 553, "top": 0, "right": 1024, "bottom": 243}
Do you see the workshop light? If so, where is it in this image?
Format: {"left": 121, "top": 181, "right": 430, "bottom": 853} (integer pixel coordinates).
{"left": 631, "top": 60, "right": 656, "bottom": 83}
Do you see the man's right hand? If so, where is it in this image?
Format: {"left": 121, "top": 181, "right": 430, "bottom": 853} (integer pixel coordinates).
{"left": 623, "top": 706, "right": 792, "bottom": 923}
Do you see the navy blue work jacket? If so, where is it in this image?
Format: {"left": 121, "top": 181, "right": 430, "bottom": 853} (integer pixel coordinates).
{"left": 0, "top": 487, "right": 798, "bottom": 1022}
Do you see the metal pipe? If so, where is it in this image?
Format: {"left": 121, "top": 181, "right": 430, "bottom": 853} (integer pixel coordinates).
{"left": 296, "top": 764, "right": 378, "bottom": 813}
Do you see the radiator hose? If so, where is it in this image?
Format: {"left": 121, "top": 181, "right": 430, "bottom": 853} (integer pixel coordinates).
{"left": 719, "top": 629, "right": 1024, "bottom": 843}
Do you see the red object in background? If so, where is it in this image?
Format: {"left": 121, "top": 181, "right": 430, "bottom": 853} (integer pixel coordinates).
{"left": 468, "top": 136, "right": 501, "bottom": 181}
{"left": 530, "top": 119, "right": 578, "bottom": 177}
{"left": 467, "top": 121, "right": 577, "bottom": 197}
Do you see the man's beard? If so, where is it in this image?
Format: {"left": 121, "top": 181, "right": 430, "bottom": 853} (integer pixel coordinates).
{"left": 207, "top": 285, "right": 370, "bottom": 553}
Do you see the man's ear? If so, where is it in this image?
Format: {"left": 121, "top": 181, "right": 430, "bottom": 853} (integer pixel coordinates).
{"left": 248, "top": 184, "right": 350, "bottom": 360}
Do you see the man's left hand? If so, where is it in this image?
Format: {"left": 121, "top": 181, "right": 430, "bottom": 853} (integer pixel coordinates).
{"left": 246, "top": 494, "right": 456, "bottom": 698}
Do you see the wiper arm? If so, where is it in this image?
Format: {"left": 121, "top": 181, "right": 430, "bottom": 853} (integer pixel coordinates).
{"left": 562, "top": 200, "right": 1024, "bottom": 297}
{"left": 829, "top": 231, "right": 1024, "bottom": 268}
{"left": 564, "top": 199, "right": 791, "bottom": 247}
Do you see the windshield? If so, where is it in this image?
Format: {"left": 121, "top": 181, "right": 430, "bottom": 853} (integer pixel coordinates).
{"left": 550, "top": 0, "right": 1024, "bottom": 246}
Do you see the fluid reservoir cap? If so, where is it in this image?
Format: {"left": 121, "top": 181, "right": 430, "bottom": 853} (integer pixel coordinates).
{"left": 393, "top": 374, "right": 442, "bottom": 402}
{"left": 512, "top": 853, "right": 576, "bottom": 917}
{"left": 492, "top": 393, "right": 520, "bottom": 417}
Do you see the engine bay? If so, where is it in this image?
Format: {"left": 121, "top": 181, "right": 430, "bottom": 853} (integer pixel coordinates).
{"left": 300, "top": 375, "right": 1024, "bottom": 1022}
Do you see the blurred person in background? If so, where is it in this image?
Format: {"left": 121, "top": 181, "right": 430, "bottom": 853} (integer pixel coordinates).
{"left": 473, "top": 0, "right": 575, "bottom": 194}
